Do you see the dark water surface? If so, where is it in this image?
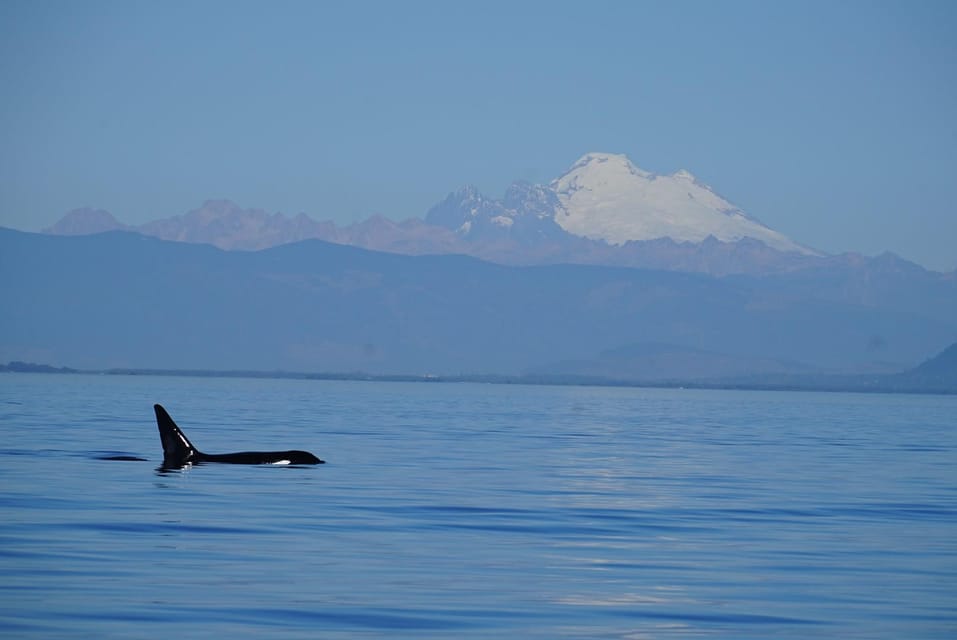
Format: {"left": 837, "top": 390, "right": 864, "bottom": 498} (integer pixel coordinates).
{"left": 1, "top": 373, "right": 955, "bottom": 638}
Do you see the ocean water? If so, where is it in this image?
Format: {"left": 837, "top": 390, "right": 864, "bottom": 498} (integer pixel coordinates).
{"left": 0, "top": 373, "right": 955, "bottom": 639}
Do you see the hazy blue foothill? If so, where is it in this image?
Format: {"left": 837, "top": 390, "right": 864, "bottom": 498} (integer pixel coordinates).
{"left": 1, "top": 227, "right": 954, "bottom": 383}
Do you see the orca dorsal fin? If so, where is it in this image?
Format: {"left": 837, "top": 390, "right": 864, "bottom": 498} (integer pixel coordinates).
{"left": 154, "top": 404, "right": 199, "bottom": 467}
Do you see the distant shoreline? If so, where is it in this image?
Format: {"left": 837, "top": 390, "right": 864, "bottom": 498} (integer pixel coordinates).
{"left": 3, "top": 361, "right": 954, "bottom": 396}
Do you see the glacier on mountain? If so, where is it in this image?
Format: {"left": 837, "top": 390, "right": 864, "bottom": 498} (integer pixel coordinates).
{"left": 426, "top": 152, "right": 814, "bottom": 256}
{"left": 550, "top": 152, "right": 813, "bottom": 254}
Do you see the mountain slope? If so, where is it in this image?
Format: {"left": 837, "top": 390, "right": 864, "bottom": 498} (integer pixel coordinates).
{"left": 897, "top": 342, "right": 957, "bottom": 389}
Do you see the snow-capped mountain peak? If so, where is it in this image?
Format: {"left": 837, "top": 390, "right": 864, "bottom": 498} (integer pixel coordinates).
{"left": 554, "top": 153, "right": 647, "bottom": 202}
{"left": 551, "top": 152, "right": 812, "bottom": 254}
{"left": 564, "top": 152, "right": 653, "bottom": 180}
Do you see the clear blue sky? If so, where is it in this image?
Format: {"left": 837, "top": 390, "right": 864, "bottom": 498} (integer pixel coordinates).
{"left": 2, "top": 0, "right": 955, "bottom": 270}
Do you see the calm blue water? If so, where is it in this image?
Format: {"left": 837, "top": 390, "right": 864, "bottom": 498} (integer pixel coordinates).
{"left": 0, "top": 373, "right": 955, "bottom": 638}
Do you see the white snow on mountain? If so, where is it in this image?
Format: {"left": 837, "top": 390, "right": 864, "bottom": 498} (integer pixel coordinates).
{"left": 551, "top": 152, "right": 813, "bottom": 254}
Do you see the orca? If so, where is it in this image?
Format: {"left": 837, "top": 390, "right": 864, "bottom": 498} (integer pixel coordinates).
{"left": 154, "top": 404, "right": 324, "bottom": 468}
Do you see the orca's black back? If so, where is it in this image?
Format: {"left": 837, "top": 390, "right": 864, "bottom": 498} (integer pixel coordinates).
{"left": 153, "top": 404, "right": 324, "bottom": 467}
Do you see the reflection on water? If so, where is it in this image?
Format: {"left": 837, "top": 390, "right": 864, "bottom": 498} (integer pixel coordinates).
{"left": 0, "top": 374, "right": 955, "bottom": 638}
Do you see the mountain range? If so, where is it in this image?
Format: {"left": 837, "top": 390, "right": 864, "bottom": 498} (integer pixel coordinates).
{"left": 2, "top": 226, "right": 955, "bottom": 380}
{"left": 15, "top": 152, "right": 956, "bottom": 382}
{"left": 45, "top": 152, "right": 843, "bottom": 276}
